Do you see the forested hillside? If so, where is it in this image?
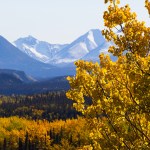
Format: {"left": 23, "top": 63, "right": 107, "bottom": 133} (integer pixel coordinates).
{"left": 0, "top": 92, "right": 80, "bottom": 120}
{"left": 0, "top": 117, "right": 90, "bottom": 150}
{"left": 0, "top": 76, "right": 69, "bottom": 95}
{"left": 0, "top": 92, "right": 92, "bottom": 150}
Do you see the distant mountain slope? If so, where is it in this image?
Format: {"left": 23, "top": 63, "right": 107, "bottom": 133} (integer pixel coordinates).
{"left": 49, "top": 29, "right": 106, "bottom": 64}
{"left": 0, "top": 69, "right": 36, "bottom": 88}
{"left": 0, "top": 36, "right": 76, "bottom": 78}
{"left": 82, "top": 42, "right": 116, "bottom": 62}
{"left": 14, "top": 29, "right": 108, "bottom": 65}
{"left": 0, "top": 35, "right": 53, "bottom": 77}
{"left": 0, "top": 76, "right": 70, "bottom": 95}
{"left": 0, "top": 73, "right": 23, "bottom": 86}
{"left": 0, "top": 29, "right": 116, "bottom": 79}
{"left": 14, "top": 35, "right": 68, "bottom": 63}
{"left": 0, "top": 69, "right": 35, "bottom": 83}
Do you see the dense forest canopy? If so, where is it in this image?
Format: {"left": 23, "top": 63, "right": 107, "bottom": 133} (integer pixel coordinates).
{"left": 0, "top": 92, "right": 80, "bottom": 121}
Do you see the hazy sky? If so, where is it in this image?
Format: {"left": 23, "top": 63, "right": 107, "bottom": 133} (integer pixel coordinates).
{"left": 0, "top": 0, "right": 149, "bottom": 44}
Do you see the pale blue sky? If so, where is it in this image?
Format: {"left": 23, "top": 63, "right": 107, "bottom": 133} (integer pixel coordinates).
{"left": 0, "top": 0, "right": 149, "bottom": 44}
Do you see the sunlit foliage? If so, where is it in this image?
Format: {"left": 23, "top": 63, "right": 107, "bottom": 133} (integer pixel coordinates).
{"left": 0, "top": 117, "right": 89, "bottom": 150}
{"left": 67, "top": 0, "right": 150, "bottom": 149}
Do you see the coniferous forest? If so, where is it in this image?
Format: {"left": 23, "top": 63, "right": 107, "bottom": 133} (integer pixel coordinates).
{"left": 0, "top": 92, "right": 90, "bottom": 150}
{"left": 0, "top": 92, "right": 79, "bottom": 121}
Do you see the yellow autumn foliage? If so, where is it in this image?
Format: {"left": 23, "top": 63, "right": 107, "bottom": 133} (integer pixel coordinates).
{"left": 67, "top": 0, "right": 150, "bottom": 149}
{"left": 0, "top": 117, "right": 90, "bottom": 149}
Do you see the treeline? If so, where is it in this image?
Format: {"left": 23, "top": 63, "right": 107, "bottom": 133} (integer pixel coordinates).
{"left": 0, "top": 117, "right": 91, "bottom": 150}
{"left": 0, "top": 91, "right": 81, "bottom": 121}
{"left": 0, "top": 92, "right": 92, "bottom": 149}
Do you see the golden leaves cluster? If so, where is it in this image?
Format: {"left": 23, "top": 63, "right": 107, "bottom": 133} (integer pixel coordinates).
{"left": 104, "top": 0, "right": 120, "bottom": 4}
{"left": 103, "top": 4, "right": 136, "bottom": 28}
{"left": 102, "top": 0, "right": 150, "bottom": 57}
{"left": 67, "top": 0, "right": 150, "bottom": 149}
{"left": 145, "top": 0, "right": 150, "bottom": 14}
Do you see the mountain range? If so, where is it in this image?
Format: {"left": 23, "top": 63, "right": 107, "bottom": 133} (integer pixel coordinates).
{"left": 0, "top": 29, "right": 114, "bottom": 79}
{"left": 14, "top": 29, "right": 113, "bottom": 65}
{"left": 14, "top": 35, "right": 68, "bottom": 63}
{"left": 0, "top": 29, "right": 116, "bottom": 94}
{"left": 0, "top": 35, "right": 76, "bottom": 78}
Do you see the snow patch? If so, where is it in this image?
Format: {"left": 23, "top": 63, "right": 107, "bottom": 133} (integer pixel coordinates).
{"left": 22, "top": 44, "right": 49, "bottom": 62}
{"left": 87, "top": 31, "right": 98, "bottom": 48}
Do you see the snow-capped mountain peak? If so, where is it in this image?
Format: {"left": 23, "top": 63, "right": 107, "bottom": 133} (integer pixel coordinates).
{"left": 49, "top": 29, "right": 106, "bottom": 64}
{"left": 14, "top": 29, "right": 113, "bottom": 66}
{"left": 14, "top": 36, "right": 68, "bottom": 63}
{"left": 0, "top": 29, "right": 116, "bottom": 78}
